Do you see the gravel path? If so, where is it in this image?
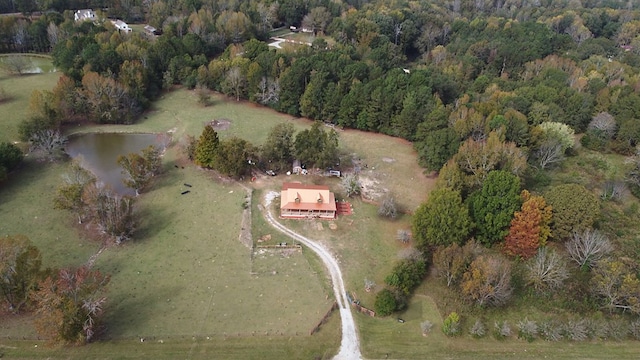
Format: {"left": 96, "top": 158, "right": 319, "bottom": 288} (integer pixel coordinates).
{"left": 263, "top": 192, "right": 362, "bottom": 360}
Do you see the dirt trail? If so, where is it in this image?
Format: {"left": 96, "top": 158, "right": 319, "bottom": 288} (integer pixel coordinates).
{"left": 263, "top": 191, "right": 362, "bottom": 360}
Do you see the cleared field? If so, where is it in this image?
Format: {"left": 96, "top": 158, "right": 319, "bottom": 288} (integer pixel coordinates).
{"left": 0, "top": 71, "right": 60, "bottom": 143}
{"left": 0, "top": 314, "right": 340, "bottom": 360}
{"left": 0, "top": 159, "right": 99, "bottom": 270}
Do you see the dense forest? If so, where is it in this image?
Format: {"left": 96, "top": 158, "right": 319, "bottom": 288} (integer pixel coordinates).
{"left": 3, "top": 0, "right": 640, "bottom": 343}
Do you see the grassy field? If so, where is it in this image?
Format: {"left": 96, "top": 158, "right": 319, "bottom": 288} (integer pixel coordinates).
{"left": 0, "top": 71, "right": 60, "bottom": 143}
{"left": 4, "top": 69, "right": 640, "bottom": 359}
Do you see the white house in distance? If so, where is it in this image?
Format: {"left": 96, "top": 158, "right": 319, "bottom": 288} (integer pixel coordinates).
{"left": 74, "top": 9, "right": 97, "bottom": 22}
{"left": 111, "top": 19, "right": 132, "bottom": 33}
{"left": 280, "top": 182, "right": 337, "bottom": 219}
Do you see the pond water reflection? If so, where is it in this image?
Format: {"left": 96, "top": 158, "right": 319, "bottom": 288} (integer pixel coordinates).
{"left": 66, "top": 133, "right": 166, "bottom": 196}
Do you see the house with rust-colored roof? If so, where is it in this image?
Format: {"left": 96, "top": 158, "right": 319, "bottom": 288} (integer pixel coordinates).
{"left": 280, "top": 182, "right": 336, "bottom": 219}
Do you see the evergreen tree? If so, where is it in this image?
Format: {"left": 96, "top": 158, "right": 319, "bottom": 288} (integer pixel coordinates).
{"left": 195, "top": 125, "right": 219, "bottom": 168}
{"left": 470, "top": 171, "right": 522, "bottom": 246}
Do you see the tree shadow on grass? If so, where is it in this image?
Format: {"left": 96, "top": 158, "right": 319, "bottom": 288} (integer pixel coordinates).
{"left": 133, "top": 201, "right": 174, "bottom": 243}
{"left": 101, "top": 283, "right": 184, "bottom": 340}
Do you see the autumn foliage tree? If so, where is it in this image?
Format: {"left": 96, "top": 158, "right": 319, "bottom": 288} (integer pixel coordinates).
{"left": 591, "top": 259, "right": 640, "bottom": 315}
{"left": 432, "top": 240, "right": 481, "bottom": 287}
{"left": 461, "top": 254, "right": 513, "bottom": 307}
{"left": 32, "top": 266, "right": 110, "bottom": 344}
{"left": 117, "top": 145, "right": 163, "bottom": 195}
{"left": 503, "top": 191, "right": 553, "bottom": 259}
{"left": 0, "top": 235, "right": 45, "bottom": 312}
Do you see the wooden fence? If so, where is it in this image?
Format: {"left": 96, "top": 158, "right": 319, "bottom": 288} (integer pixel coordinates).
{"left": 309, "top": 301, "right": 338, "bottom": 335}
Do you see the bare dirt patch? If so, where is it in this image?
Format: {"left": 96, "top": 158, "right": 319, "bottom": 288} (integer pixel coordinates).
{"left": 206, "top": 118, "right": 231, "bottom": 131}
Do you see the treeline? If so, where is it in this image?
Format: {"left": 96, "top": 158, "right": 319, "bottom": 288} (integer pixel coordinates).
{"left": 190, "top": 121, "right": 340, "bottom": 178}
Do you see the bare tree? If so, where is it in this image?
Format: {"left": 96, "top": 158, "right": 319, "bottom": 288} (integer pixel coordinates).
{"left": 591, "top": 259, "right": 640, "bottom": 314}
{"left": 601, "top": 180, "right": 627, "bottom": 201}
{"left": 589, "top": 112, "right": 617, "bottom": 139}
{"left": 13, "top": 20, "right": 27, "bottom": 52}
{"left": 54, "top": 161, "right": 95, "bottom": 224}
{"left": 46, "top": 22, "right": 59, "bottom": 50}
{"left": 396, "top": 229, "right": 411, "bottom": 243}
{"left": 470, "top": 319, "right": 486, "bottom": 338}
{"left": 421, "top": 320, "right": 433, "bottom": 335}
{"left": 341, "top": 173, "right": 361, "bottom": 197}
{"left": 84, "top": 184, "right": 136, "bottom": 243}
{"left": 1, "top": 55, "right": 32, "bottom": 75}
{"left": 255, "top": 77, "right": 280, "bottom": 105}
{"left": 378, "top": 194, "right": 398, "bottom": 219}
{"left": 364, "top": 278, "right": 375, "bottom": 292}
{"left": 224, "top": 67, "right": 245, "bottom": 101}
{"left": 397, "top": 247, "right": 422, "bottom": 261}
{"left": 526, "top": 247, "right": 569, "bottom": 292}
{"left": 535, "top": 138, "right": 565, "bottom": 169}
{"left": 461, "top": 254, "right": 513, "bottom": 307}
{"left": 565, "top": 229, "right": 613, "bottom": 268}
{"left": 517, "top": 318, "right": 538, "bottom": 341}
{"left": 433, "top": 241, "right": 481, "bottom": 287}
{"left": 29, "top": 129, "right": 67, "bottom": 160}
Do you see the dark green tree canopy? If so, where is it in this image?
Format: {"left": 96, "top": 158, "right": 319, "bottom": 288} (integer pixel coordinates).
{"left": 262, "top": 123, "right": 296, "bottom": 172}
{"left": 413, "top": 188, "right": 471, "bottom": 251}
{"left": 195, "top": 125, "right": 219, "bottom": 169}
{"left": 469, "top": 170, "right": 522, "bottom": 246}
{"left": 545, "top": 183, "right": 600, "bottom": 241}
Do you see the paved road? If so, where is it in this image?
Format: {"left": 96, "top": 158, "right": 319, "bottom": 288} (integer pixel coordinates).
{"left": 263, "top": 192, "right": 362, "bottom": 360}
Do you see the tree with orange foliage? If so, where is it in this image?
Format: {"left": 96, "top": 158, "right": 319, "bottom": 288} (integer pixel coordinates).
{"left": 503, "top": 191, "right": 552, "bottom": 259}
{"left": 32, "top": 266, "right": 110, "bottom": 344}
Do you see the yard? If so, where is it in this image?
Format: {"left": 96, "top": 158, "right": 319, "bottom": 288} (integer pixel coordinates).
{"left": 4, "top": 67, "right": 640, "bottom": 359}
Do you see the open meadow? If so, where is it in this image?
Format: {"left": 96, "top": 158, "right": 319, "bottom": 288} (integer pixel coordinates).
{"left": 3, "top": 68, "right": 640, "bottom": 359}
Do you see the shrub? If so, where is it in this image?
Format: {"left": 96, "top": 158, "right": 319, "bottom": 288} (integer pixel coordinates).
{"left": 493, "top": 320, "right": 511, "bottom": 339}
{"left": 470, "top": 319, "right": 486, "bottom": 338}
{"left": 378, "top": 195, "right": 398, "bottom": 219}
{"left": 607, "top": 319, "right": 629, "bottom": 341}
{"left": 420, "top": 320, "right": 434, "bottom": 335}
{"left": 517, "top": 318, "right": 538, "bottom": 342}
{"left": 539, "top": 320, "right": 563, "bottom": 341}
{"left": 584, "top": 318, "right": 609, "bottom": 339}
{"left": 396, "top": 229, "right": 411, "bottom": 244}
{"left": 562, "top": 319, "right": 588, "bottom": 341}
{"left": 630, "top": 318, "right": 640, "bottom": 340}
{"left": 374, "top": 289, "right": 397, "bottom": 316}
{"left": 384, "top": 258, "right": 427, "bottom": 295}
{"left": 442, "top": 312, "right": 461, "bottom": 336}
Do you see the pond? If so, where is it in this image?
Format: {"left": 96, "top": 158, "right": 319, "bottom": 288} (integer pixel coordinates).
{"left": 65, "top": 133, "right": 168, "bottom": 196}
{"left": 0, "top": 55, "right": 57, "bottom": 73}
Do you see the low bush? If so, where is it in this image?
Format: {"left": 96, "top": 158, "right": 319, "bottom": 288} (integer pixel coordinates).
{"left": 442, "top": 312, "right": 461, "bottom": 336}
{"left": 517, "top": 318, "right": 538, "bottom": 342}
{"left": 470, "top": 319, "right": 486, "bottom": 338}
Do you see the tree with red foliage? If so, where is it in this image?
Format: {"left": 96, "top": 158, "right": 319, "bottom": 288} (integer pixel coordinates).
{"left": 503, "top": 191, "right": 552, "bottom": 259}
{"left": 32, "top": 266, "right": 110, "bottom": 344}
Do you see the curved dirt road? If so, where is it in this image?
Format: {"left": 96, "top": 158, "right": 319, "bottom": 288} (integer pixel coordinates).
{"left": 263, "top": 192, "right": 362, "bottom": 360}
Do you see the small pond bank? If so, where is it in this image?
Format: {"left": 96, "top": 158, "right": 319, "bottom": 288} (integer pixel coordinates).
{"left": 65, "top": 132, "right": 168, "bottom": 196}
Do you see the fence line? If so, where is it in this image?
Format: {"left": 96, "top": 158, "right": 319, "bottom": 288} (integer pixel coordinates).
{"left": 309, "top": 301, "right": 338, "bottom": 335}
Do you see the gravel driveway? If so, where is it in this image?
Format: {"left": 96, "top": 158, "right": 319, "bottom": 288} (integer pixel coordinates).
{"left": 264, "top": 192, "right": 362, "bottom": 360}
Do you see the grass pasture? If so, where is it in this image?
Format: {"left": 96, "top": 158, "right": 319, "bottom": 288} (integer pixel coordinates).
{"left": 6, "top": 72, "right": 640, "bottom": 359}
{"left": 0, "top": 70, "right": 60, "bottom": 143}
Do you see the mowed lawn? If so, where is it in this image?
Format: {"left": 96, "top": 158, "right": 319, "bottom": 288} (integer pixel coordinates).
{"left": 0, "top": 71, "right": 61, "bottom": 143}
{"left": 90, "top": 147, "right": 334, "bottom": 339}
